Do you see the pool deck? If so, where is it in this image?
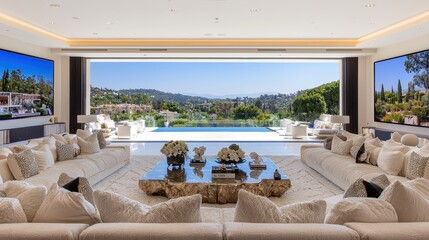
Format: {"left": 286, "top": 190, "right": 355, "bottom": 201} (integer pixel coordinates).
{"left": 109, "top": 127, "right": 325, "bottom": 142}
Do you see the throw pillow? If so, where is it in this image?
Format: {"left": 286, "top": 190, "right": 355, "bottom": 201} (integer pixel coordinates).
{"left": 323, "top": 134, "right": 347, "bottom": 150}
{"left": 8, "top": 145, "right": 29, "bottom": 153}
{"left": 406, "top": 152, "right": 429, "bottom": 180}
{"left": 391, "top": 131, "right": 402, "bottom": 143}
{"left": 233, "top": 190, "right": 326, "bottom": 223}
{"left": 33, "top": 184, "right": 101, "bottom": 225}
{"left": 77, "top": 134, "right": 100, "bottom": 154}
{"left": 379, "top": 180, "right": 429, "bottom": 222}
{"left": 343, "top": 174, "right": 390, "bottom": 198}
{"left": 324, "top": 198, "right": 398, "bottom": 225}
{"left": 377, "top": 148, "right": 404, "bottom": 176}
{"left": 29, "top": 137, "right": 57, "bottom": 161}
{"left": 57, "top": 173, "right": 95, "bottom": 206}
{"left": 0, "top": 198, "right": 27, "bottom": 223}
{"left": 366, "top": 137, "right": 383, "bottom": 147}
{"left": 331, "top": 135, "right": 353, "bottom": 155}
{"left": 52, "top": 134, "right": 80, "bottom": 156}
{"left": 404, "top": 178, "right": 429, "bottom": 199}
{"left": 76, "top": 129, "right": 92, "bottom": 139}
{"left": 350, "top": 144, "right": 371, "bottom": 164}
{"left": 96, "top": 131, "right": 107, "bottom": 149}
{"left": 401, "top": 134, "right": 419, "bottom": 147}
{"left": 3, "top": 181, "right": 47, "bottom": 222}
{"left": 56, "top": 141, "right": 77, "bottom": 161}
{"left": 0, "top": 148, "right": 12, "bottom": 159}
{"left": 94, "top": 190, "right": 202, "bottom": 223}
{"left": 31, "top": 145, "right": 55, "bottom": 171}
{"left": 7, "top": 149, "right": 39, "bottom": 180}
{"left": 364, "top": 143, "right": 381, "bottom": 165}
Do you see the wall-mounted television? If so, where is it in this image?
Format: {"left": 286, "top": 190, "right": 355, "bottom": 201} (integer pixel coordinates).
{"left": 374, "top": 49, "right": 429, "bottom": 127}
{"left": 0, "top": 49, "right": 54, "bottom": 119}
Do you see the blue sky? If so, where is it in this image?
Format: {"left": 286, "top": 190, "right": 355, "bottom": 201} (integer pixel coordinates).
{"left": 375, "top": 55, "right": 422, "bottom": 92}
{"left": 0, "top": 50, "right": 54, "bottom": 83}
{"left": 90, "top": 61, "right": 339, "bottom": 97}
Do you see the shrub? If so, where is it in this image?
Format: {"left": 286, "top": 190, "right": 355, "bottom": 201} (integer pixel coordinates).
{"left": 383, "top": 114, "right": 392, "bottom": 122}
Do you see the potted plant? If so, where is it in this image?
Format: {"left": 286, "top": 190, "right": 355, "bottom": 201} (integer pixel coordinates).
{"left": 160, "top": 140, "right": 189, "bottom": 167}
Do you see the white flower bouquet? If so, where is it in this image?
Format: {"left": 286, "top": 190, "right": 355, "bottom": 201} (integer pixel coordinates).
{"left": 217, "top": 144, "right": 245, "bottom": 163}
{"left": 160, "top": 140, "right": 189, "bottom": 157}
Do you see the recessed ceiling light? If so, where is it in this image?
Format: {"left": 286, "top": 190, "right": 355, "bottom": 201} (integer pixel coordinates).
{"left": 364, "top": 3, "right": 375, "bottom": 7}
{"left": 49, "top": 3, "right": 60, "bottom": 8}
{"left": 5, "top": 29, "right": 9, "bottom": 32}
{"left": 72, "top": 17, "right": 80, "bottom": 20}
{"left": 106, "top": 22, "right": 114, "bottom": 25}
{"left": 92, "top": 32, "right": 98, "bottom": 35}
{"left": 370, "top": 21, "right": 377, "bottom": 25}
{"left": 49, "top": 21, "right": 55, "bottom": 25}
{"left": 170, "top": 9, "right": 178, "bottom": 12}
{"left": 250, "top": 9, "right": 261, "bottom": 12}
{"left": 204, "top": 33, "right": 213, "bottom": 36}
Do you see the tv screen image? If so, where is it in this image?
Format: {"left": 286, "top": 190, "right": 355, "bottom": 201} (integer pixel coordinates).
{"left": 374, "top": 50, "right": 429, "bottom": 127}
{"left": 0, "top": 49, "right": 54, "bottom": 119}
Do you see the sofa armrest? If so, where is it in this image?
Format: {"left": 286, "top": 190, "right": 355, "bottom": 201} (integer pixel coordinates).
{"left": 345, "top": 222, "right": 429, "bottom": 240}
{"left": 224, "top": 223, "right": 359, "bottom": 240}
{"left": 105, "top": 145, "right": 130, "bottom": 164}
{"left": 0, "top": 223, "right": 88, "bottom": 240}
{"left": 300, "top": 144, "right": 324, "bottom": 159}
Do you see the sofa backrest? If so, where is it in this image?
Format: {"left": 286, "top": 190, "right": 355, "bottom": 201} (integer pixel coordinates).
{"left": 0, "top": 158, "right": 14, "bottom": 181}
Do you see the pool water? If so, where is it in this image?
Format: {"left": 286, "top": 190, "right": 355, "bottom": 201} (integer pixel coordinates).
{"left": 152, "top": 127, "right": 271, "bottom": 132}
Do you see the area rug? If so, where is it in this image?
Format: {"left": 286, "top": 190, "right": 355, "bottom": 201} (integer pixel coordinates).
{"left": 93, "top": 155, "right": 343, "bottom": 223}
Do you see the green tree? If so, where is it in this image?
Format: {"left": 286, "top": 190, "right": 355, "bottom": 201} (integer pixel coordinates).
{"left": 404, "top": 52, "right": 429, "bottom": 89}
{"left": 292, "top": 93, "right": 326, "bottom": 121}
{"left": 1, "top": 69, "right": 9, "bottom": 91}
{"left": 380, "top": 84, "right": 385, "bottom": 101}
{"left": 397, "top": 79, "right": 403, "bottom": 103}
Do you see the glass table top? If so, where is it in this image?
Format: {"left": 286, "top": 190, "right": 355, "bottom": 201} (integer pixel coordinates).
{"left": 141, "top": 157, "right": 288, "bottom": 184}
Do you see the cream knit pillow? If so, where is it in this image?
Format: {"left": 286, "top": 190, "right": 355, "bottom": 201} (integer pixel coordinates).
{"left": 0, "top": 198, "right": 27, "bottom": 223}
{"left": 325, "top": 198, "right": 397, "bottom": 225}
{"left": 234, "top": 189, "right": 326, "bottom": 223}
{"left": 31, "top": 145, "right": 55, "bottom": 171}
{"left": 331, "top": 135, "right": 353, "bottom": 155}
{"left": 94, "top": 190, "right": 202, "bottom": 223}
{"left": 78, "top": 134, "right": 100, "bottom": 154}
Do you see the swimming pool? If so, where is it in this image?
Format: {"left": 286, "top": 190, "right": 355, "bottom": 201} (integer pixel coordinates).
{"left": 152, "top": 127, "right": 271, "bottom": 132}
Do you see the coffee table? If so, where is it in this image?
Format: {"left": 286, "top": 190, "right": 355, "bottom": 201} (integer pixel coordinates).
{"left": 139, "top": 157, "right": 291, "bottom": 203}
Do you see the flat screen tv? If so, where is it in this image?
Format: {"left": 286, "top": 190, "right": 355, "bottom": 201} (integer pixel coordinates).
{"left": 0, "top": 49, "right": 54, "bottom": 119}
{"left": 374, "top": 49, "right": 429, "bottom": 127}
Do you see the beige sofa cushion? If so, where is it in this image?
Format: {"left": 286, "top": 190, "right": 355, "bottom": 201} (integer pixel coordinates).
{"left": 0, "top": 223, "right": 88, "bottom": 240}
{"left": 224, "top": 223, "right": 360, "bottom": 240}
{"left": 331, "top": 136, "right": 353, "bottom": 155}
{"left": 7, "top": 149, "right": 39, "bottom": 180}
{"left": 80, "top": 223, "right": 223, "bottom": 240}
{"left": 377, "top": 149, "right": 404, "bottom": 176}
{"left": 32, "top": 145, "right": 55, "bottom": 171}
{"left": 0, "top": 148, "right": 12, "bottom": 158}
{"left": 78, "top": 134, "right": 100, "bottom": 154}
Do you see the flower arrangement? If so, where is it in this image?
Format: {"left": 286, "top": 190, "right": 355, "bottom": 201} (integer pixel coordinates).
{"left": 217, "top": 144, "right": 245, "bottom": 163}
{"left": 160, "top": 140, "right": 189, "bottom": 157}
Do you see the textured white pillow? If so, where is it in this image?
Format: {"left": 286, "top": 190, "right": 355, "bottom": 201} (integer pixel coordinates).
{"left": 404, "top": 178, "right": 429, "bottom": 199}
{"left": 380, "top": 180, "right": 429, "bottom": 222}
{"left": 364, "top": 143, "right": 382, "bottom": 166}
{"left": 0, "top": 148, "right": 13, "bottom": 159}
{"left": 325, "top": 198, "right": 398, "bottom": 225}
{"left": 331, "top": 135, "right": 353, "bottom": 155}
{"left": 0, "top": 174, "right": 3, "bottom": 184}
{"left": 3, "top": 181, "right": 47, "bottom": 222}
{"left": 7, "top": 149, "right": 39, "bottom": 180}
{"left": 0, "top": 198, "right": 27, "bottom": 223}
{"left": 377, "top": 148, "right": 404, "bottom": 176}
{"left": 78, "top": 134, "right": 100, "bottom": 154}
{"left": 401, "top": 134, "right": 419, "bottom": 147}
{"left": 94, "top": 190, "right": 202, "bottom": 223}
{"left": 391, "top": 131, "right": 402, "bottom": 143}
{"left": 33, "top": 184, "right": 101, "bottom": 225}
{"left": 234, "top": 190, "right": 326, "bottom": 223}
{"left": 31, "top": 145, "right": 55, "bottom": 171}
{"left": 76, "top": 129, "right": 92, "bottom": 139}
{"left": 29, "top": 137, "right": 57, "bottom": 161}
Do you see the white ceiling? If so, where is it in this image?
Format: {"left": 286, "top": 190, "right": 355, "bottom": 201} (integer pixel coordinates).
{"left": 0, "top": 0, "right": 428, "bottom": 55}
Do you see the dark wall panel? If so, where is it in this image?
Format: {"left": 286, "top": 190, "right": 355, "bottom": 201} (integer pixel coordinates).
{"left": 69, "top": 57, "right": 87, "bottom": 133}
{"left": 342, "top": 58, "right": 359, "bottom": 133}
{"left": 9, "top": 126, "right": 44, "bottom": 143}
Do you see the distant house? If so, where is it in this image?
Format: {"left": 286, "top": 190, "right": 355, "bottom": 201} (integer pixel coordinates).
{"left": 159, "top": 110, "right": 179, "bottom": 122}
